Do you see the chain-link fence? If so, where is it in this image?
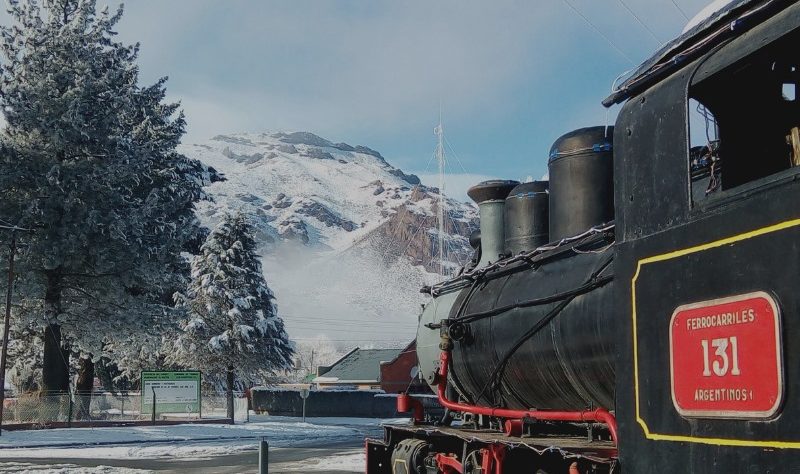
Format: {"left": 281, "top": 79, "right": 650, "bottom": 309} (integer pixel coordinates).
{"left": 2, "top": 391, "right": 248, "bottom": 426}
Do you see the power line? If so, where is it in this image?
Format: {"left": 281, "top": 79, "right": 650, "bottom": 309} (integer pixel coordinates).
{"left": 291, "top": 337, "right": 409, "bottom": 343}
{"left": 357, "top": 144, "right": 439, "bottom": 272}
{"left": 286, "top": 322, "right": 417, "bottom": 330}
{"left": 284, "top": 317, "right": 416, "bottom": 328}
{"left": 616, "top": 0, "right": 663, "bottom": 44}
{"left": 443, "top": 136, "right": 469, "bottom": 175}
{"left": 560, "top": 0, "right": 637, "bottom": 66}
{"left": 285, "top": 315, "right": 417, "bottom": 325}
{"left": 395, "top": 212, "right": 431, "bottom": 266}
{"left": 670, "top": 0, "right": 690, "bottom": 21}
{"left": 287, "top": 328, "right": 416, "bottom": 336}
{"left": 286, "top": 324, "right": 416, "bottom": 332}
{"left": 287, "top": 327, "right": 415, "bottom": 336}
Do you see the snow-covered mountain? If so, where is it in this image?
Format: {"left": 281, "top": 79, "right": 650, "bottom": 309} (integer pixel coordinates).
{"left": 179, "top": 131, "right": 478, "bottom": 347}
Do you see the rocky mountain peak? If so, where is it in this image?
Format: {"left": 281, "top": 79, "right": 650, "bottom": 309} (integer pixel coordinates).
{"left": 180, "top": 131, "right": 478, "bottom": 342}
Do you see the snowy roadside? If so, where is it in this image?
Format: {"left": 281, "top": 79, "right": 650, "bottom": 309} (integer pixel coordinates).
{"left": 270, "top": 448, "right": 365, "bottom": 473}
{"left": 0, "top": 416, "right": 407, "bottom": 460}
{"left": 0, "top": 462, "right": 147, "bottom": 473}
{"left": 0, "top": 450, "right": 368, "bottom": 474}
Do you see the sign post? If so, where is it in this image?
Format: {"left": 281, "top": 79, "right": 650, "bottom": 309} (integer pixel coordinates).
{"left": 259, "top": 436, "right": 269, "bottom": 474}
{"left": 151, "top": 387, "right": 156, "bottom": 424}
{"left": 299, "top": 387, "right": 310, "bottom": 423}
{"left": 141, "top": 371, "right": 201, "bottom": 417}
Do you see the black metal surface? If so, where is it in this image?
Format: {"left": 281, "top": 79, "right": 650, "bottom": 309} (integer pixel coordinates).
{"left": 449, "top": 246, "right": 616, "bottom": 411}
{"left": 548, "top": 127, "right": 614, "bottom": 241}
{"left": 466, "top": 180, "right": 519, "bottom": 204}
{"left": 613, "top": 60, "right": 692, "bottom": 242}
{"left": 504, "top": 181, "right": 549, "bottom": 256}
{"left": 613, "top": 4, "right": 800, "bottom": 471}
{"left": 366, "top": 437, "right": 392, "bottom": 474}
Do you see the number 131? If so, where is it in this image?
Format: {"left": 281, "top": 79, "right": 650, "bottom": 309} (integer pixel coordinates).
{"left": 701, "top": 337, "right": 740, "bottom": 377}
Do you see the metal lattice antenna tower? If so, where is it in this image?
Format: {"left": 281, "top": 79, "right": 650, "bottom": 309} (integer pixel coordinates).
{"left": 434, "top": 107, "right": 447, "bottom": 277}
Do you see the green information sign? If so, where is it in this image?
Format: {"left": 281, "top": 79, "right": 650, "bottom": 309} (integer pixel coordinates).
{"left": 141, "top": 370, "right": 201, "bottom": 415}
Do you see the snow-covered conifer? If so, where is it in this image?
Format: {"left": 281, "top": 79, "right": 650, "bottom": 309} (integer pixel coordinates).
{"left": 171, "top": 212, "right": 293, "bottom": 414}
{"left": 0, "top": 0, "right": 207, "bottom": 393}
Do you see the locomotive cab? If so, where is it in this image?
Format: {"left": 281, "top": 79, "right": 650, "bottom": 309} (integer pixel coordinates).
{"left": 612, "top": 1, "right": 800, "bottom": 471}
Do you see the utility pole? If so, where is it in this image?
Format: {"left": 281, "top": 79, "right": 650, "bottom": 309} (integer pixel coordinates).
{"left": 0, "top": 232, "right": 17, "bottom": 436}
{"left": 434, "top": 108, "right": 447, "bottom": 278}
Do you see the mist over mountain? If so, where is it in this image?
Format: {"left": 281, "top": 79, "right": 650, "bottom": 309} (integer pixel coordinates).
{"left": 180, "top": 131, "right": 478, "bottom": 347}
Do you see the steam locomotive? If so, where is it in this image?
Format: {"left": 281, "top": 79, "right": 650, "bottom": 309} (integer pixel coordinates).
{"left": 366, "top": 1, "right": 800, "bottom": 472}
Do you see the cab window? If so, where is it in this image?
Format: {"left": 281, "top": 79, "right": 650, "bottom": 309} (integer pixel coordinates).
{"left": 689, "top": 27, "right": 800, "bottom": 203}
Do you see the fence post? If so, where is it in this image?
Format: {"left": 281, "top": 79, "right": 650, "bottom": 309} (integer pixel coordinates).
{"left": 67, "top": 393, "right": 73, "bottom": 428}
{"left": 259, "top": 437, "right": 268, "bottom": 474}
{"left": 0, "top": 233, "right": 16, "bottom": 437}
{"left": 151, "top": 388, "right": 156, "bottom": 425}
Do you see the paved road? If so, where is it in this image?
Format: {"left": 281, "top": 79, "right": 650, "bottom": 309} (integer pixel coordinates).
{"left": 0, "top": 432, "right": 376, "bottom": 473}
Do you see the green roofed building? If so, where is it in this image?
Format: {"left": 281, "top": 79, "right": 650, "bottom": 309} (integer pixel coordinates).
{"left": 312, "top": 347, "right": 403, "bottom": 390}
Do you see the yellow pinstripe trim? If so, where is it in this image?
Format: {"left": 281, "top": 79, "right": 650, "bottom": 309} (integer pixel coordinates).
{"left": 631, "top": 218, "right": 800, "bottom": 448}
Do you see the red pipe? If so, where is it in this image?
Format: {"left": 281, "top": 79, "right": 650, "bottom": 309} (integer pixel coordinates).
{"left": 481, "top": 444, "right": 507, "bottom": 474}
{"left": 436, "top": 351, "right": 618, "bottom": 445}
{"left": 434, "top": 453, "right": 464, "bottom": 473}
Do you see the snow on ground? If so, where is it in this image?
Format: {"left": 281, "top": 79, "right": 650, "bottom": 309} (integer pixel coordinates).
{"left": 271, "top": 449, "right": 364, "bottom": 472}
{"left": 0, "top": 416, "right": 408, "bottom": 461}
{"left": 4, "top": 441, "right": 256, "bottom": 461}
{"left": 0, "top": 463, "right": 147, "bottom": 473}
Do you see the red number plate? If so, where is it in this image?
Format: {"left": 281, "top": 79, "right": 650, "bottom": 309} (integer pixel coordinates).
{"left": 669, "top": 291, "right": 783, "bottom": 419}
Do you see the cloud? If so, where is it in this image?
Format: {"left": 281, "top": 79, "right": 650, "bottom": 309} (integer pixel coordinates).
{"left": 172, "top": 92, "right": 255, "bottom": 144}
{"left": 0, "top": 0, "right": 718, "bottom": 174}
{"left": 415, "top": 172, "right": 501, "bottom": 203}
{"left": 114, "top": 0, "right": 572, "bottom": 143}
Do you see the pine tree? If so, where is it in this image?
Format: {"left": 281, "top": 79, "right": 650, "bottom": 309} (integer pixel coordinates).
{"left": 0, "top": 0, "right": 207, "bottom": 395}
{"left": 172, "top": 212, "right": 294, "bottom": 418}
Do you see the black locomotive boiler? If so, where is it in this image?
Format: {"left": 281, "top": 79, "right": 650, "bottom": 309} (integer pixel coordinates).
{"left": 367, "top": 1, "right": 800, "bottom": 472}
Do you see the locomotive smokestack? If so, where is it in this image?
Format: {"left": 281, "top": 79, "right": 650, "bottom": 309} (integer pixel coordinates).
{"left": 467, "top": 180, "right": 519, "bottom": 267}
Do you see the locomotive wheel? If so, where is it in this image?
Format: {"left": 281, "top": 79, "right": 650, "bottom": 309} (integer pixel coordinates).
{"left": 389, "top": 439, "right": 428, "bottom": 474}
{"left": 463, "top": 450, "right": 484, "bottom": 474}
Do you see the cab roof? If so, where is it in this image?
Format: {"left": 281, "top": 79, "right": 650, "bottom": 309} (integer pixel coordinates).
{"left": 602, "top": 0, "right": 790, "bottom": 107}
